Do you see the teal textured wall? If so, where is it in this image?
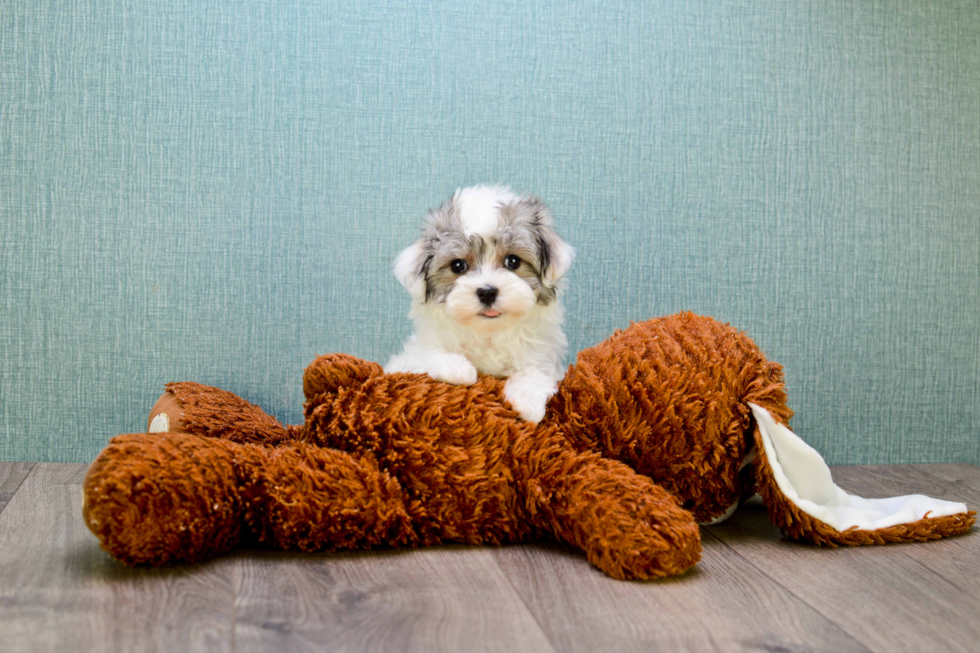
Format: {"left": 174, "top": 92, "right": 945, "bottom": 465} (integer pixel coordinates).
{"left": 2, "top": 1, "right": 978, "bottom": 464}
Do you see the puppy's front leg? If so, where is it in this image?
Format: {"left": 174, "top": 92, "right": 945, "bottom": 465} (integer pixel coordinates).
{"left": 385, "top": 346, "right": 478, "bottom": 386}
{"left": 504, "top": 368, "right": 558, "bottom": 423}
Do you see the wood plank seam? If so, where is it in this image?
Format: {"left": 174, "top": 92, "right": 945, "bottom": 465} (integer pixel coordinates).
{"left": 490, "top": 550, "right": 563, "bottom": 653}
{"left": 917, "top": 464, "right": 980, "bottom": 494}
{"left": 230, "top": 578, "right": 238, "bottom": 653}
{"left": 698, "top": 528, "right": 875, "bottom": 652}
{"left": 701, "top": 464, "right": 980, "bottom": 653}
{"left": 0, "top": 462, "right": 36, "bottom": 517}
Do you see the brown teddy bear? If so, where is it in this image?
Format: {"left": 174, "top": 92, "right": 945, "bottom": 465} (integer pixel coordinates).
{"left": 82, "top": 313, "right": 975, "bottom": 580}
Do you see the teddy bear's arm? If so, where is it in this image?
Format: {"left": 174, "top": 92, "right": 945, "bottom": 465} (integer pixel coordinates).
{"left": 303, "top": 354, "right": 385, "bottom": 402}
{"left": 515, "top": 434, "right": 702, "bottom": 580}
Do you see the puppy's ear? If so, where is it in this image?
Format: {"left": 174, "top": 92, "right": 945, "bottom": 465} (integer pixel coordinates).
{"left": 393, "top": 240, "right": 430, "bottom": 302}
{"left": 511, "top": 196, "right": 575, "bottom": 288}
{"left": 539, "top": 227, "right": 575, "bottom": 287}
{"left": 525, "top": 201, "right": 574, "bottom": 287}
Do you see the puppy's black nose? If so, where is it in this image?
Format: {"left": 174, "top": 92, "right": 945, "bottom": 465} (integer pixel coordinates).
{"left": 476, "top": 286, "right": 498, "bottom": 306}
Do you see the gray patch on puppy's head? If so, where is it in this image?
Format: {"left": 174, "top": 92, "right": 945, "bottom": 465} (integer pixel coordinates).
{"left": 397, "top": 188, "right": 573, "bottom": 307}
{"left": 497, "top": 197, "right": 574, "bottom": 304}
{"left": 392, "top": 194, "right": 465, "bottom": 302}
{"left": 416, "top": 195, "right": 475, "bottom": 303}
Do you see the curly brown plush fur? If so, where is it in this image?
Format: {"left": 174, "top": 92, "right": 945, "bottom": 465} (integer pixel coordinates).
{"left": 82, "top": 312, "right": 974, "bottom": 579}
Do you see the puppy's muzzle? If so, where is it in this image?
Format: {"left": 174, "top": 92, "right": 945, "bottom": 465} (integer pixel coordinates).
{"left": 476, "top": 286, "right": 498, "bottom": 306}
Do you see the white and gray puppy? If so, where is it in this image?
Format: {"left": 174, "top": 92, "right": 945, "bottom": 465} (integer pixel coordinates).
{"left": 385, "top": 185, "right": 575, "bottom": 423}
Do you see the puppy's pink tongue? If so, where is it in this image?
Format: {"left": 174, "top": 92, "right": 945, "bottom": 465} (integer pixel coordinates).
{"left": 482, "top": 309, "right": 501, "bottom": 317}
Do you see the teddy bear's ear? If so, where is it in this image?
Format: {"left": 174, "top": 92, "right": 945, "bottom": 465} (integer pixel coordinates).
{"left": 393, "top": 240, "right": 430, "bottom": 302}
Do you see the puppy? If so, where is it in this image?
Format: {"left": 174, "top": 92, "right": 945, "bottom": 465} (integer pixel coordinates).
{"left": 385, "top": 185, "right": 575, "bottom": 423}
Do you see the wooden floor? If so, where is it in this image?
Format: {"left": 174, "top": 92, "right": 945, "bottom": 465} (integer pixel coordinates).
{"left": 0, "top": 462, "right": 977, "bottom": 652}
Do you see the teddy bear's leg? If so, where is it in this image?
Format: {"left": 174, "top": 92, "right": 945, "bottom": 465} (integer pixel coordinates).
{"left": 83, "top": 433, "right": 419, "bottom": 565}
{"left": 242, "top": 440, "right": 420, "bottom": 553}
{"left": 147, "top": 382, "right": 297, "bottom": 445}
{"left": 749, "top": 403, "right": 976, "bottom": 545}
{"left": 518, "top": 443, "right": 701, "bottom": 580}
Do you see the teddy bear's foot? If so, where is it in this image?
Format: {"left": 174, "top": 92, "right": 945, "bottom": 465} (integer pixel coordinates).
{"left": 83, "top": 433, "right": 252, "bottom": 564}
{"left": 147, "top": 392, "right": 183, "bottom": 433}
{"left": 749, "top": 403, "right": 976, "bottom": 545}
{"left": 147, "top": 382, "right": 296, "bottom": 445}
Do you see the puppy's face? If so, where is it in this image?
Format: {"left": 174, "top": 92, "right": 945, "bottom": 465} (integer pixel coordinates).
{"left": 394, "top": 186, "right": 574, "bottom": 333}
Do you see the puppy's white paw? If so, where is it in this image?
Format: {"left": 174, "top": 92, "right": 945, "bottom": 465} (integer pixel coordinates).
{"left": 503, "top": 375, "right": 554, "bottom": 423}
{"left": 385, "top": 350, "right": 478, "bottom": 385}
{"left": 430, "top": 354, "right": 479, "bottom": 385}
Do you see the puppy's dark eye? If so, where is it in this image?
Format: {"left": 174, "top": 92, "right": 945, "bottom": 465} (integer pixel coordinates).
{"left": 503, "top": 255, "right": 521, "bottom": 270}
{"left": 450, "top": 259, "right": 468, "bottom": 274}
